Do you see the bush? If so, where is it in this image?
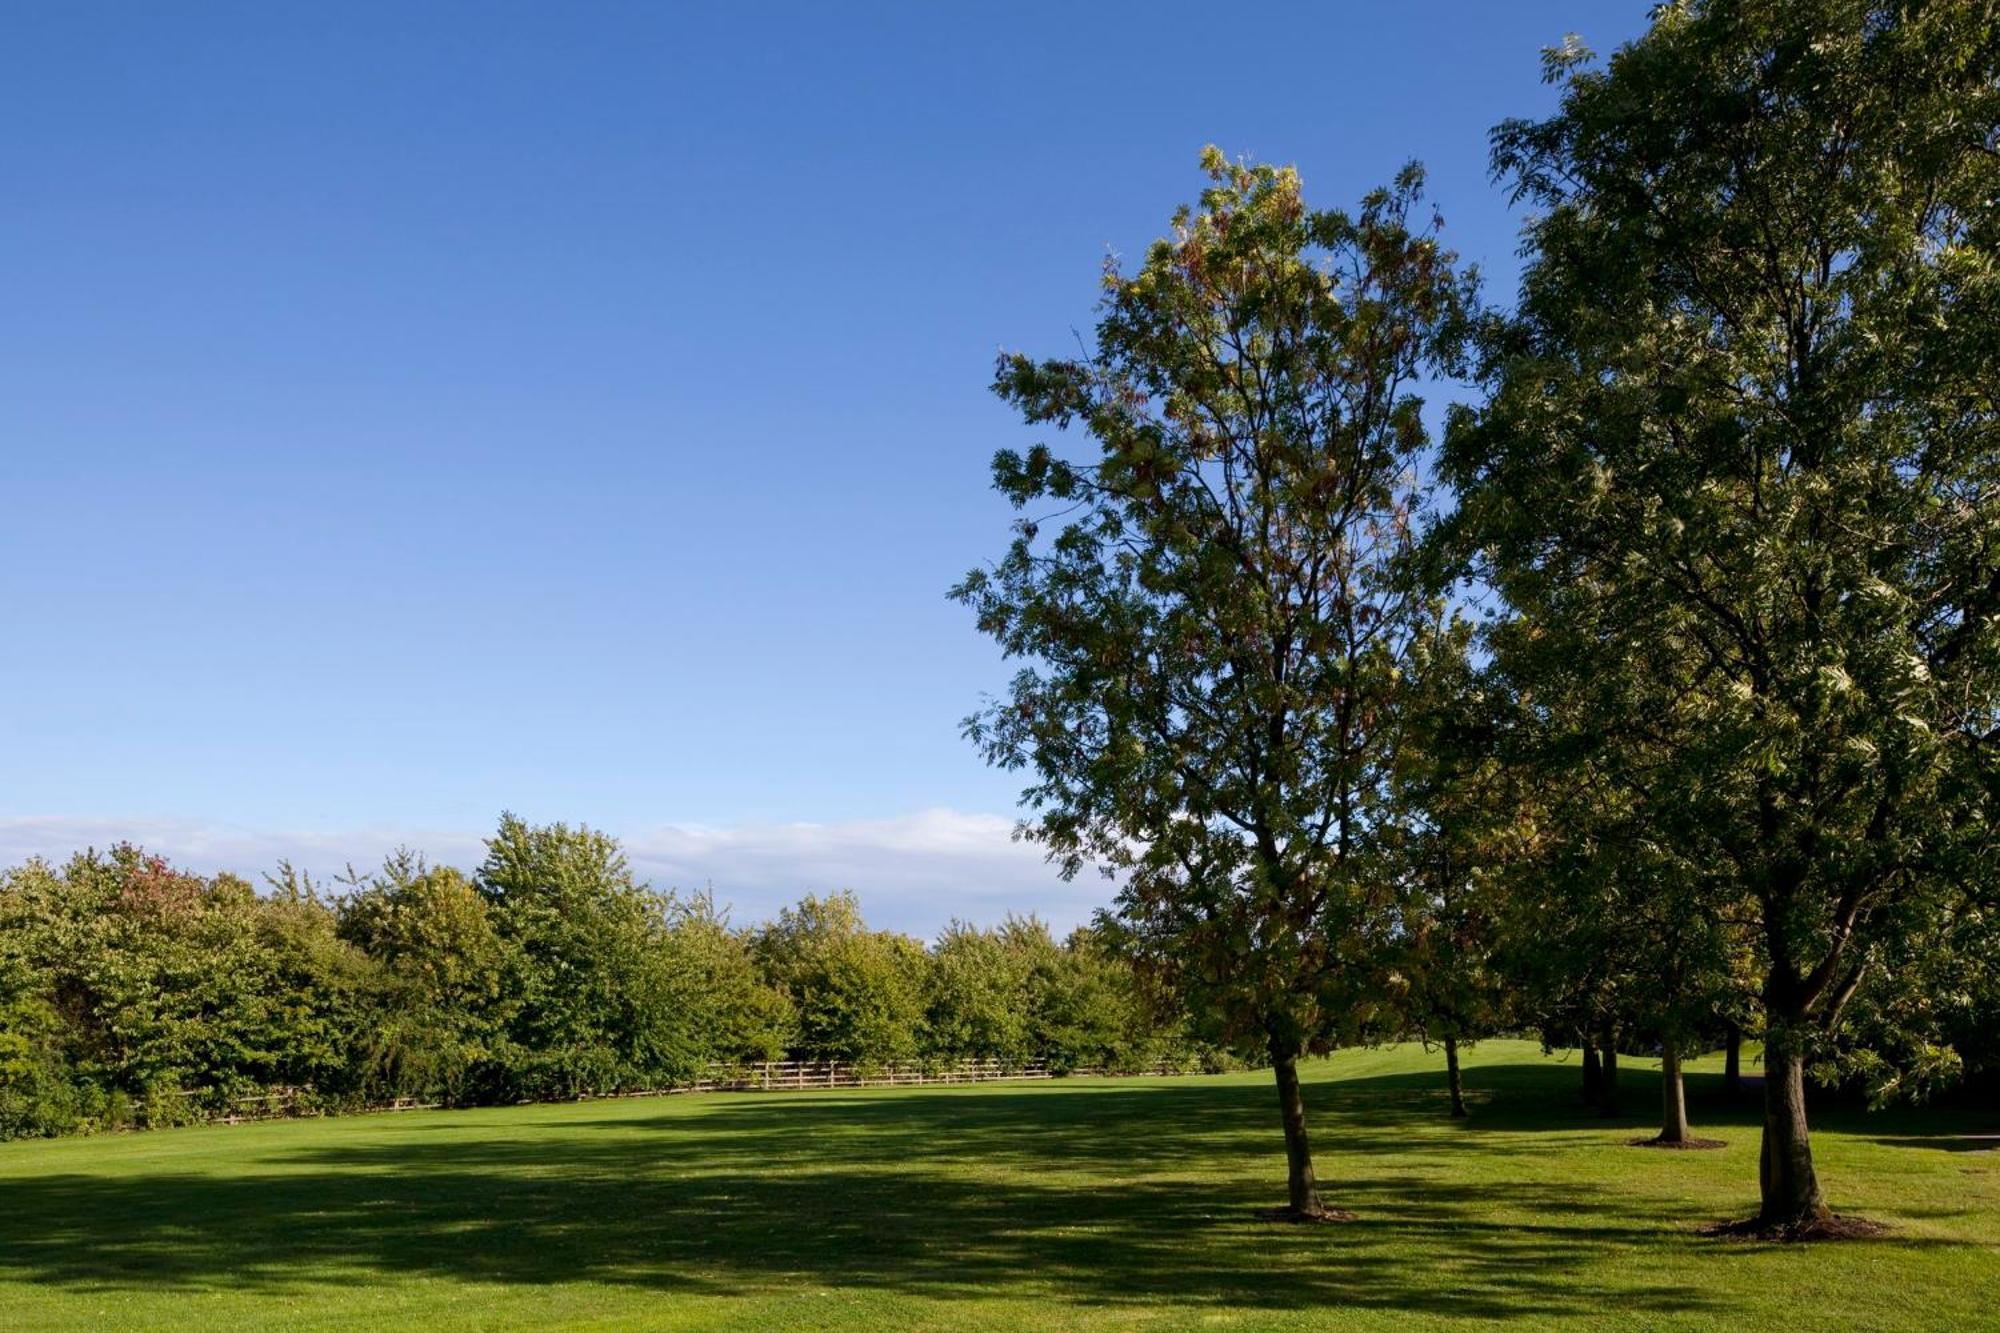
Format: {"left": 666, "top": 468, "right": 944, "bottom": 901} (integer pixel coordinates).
{"left": 139, "top": 1080, "right": 201, "bottom": 1131}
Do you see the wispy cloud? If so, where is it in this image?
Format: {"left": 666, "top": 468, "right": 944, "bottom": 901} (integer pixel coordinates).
{"left": 0, "top": 809, "right": 1112, "bottom": 938}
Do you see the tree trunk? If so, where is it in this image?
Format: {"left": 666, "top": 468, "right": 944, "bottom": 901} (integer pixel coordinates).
{"left": 1270, "top": 1043, "right": 1326, "bottom": 1219}
{"left": 1758, "top": 1035, "right": 1829, "bottom": 1230}
{"left": 1598, "top": 1029, "right": 1620, "bottom": 1117}
{"left": 1444, "top": 1035, "right": 1467, "bottom": 1118}
{"left": 1723, "top": 1023, "right": 1742, "bottom": 1097}
{"left": 1658, "top": 1041, "right": 1688, "bottom": 1144}
{"left": 1581, "top": 1039, "right": 1602, "bottom": 1105}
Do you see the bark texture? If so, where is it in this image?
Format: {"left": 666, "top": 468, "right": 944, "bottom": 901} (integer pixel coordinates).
{"left": 1758, "top": 1039, "right": 1829, "bottom": 1229}
{"left": 1658, "top": 1042, "right": 1688, "bottom": 1144}
{"left": 1444, "top": 1036, "right": 1467, "bottom": 1118}
{"left": 1270, "top": 1044, "right": 1327, "bottom": 1219}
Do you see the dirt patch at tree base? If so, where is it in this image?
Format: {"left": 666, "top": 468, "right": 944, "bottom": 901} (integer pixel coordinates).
{"left": 1252, "top": 1205, "right": 1359, "bottom": 1224}
{"left": 1701, "top": 1214, "right": 1890, "bottom": 1242}
{"left": 1629, "top": 1135, "right": 1727, "bottom": 1149}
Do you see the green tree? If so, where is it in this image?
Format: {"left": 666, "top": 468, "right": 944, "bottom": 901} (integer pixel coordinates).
{"left": 336, "top": 853, "right": 512, "bottom": 1102}
{"left": 1444, "top": 0, "right": 2000, "bottom": 1232}
{"left": 1516, "top": 772, "right": 1739, "bottom": 1138}
{"left": 666, "top": 893, "right": 795, "bottom": 1067}
{"left": 250, "top": 868, "right": 380, "bottom": 1106}
{"left": 10, "top": 849, "right": 279, "bottom": 1107}
{"left": 753, "top": 892, "right": 926, "bottom": 1068}
{"left": 0, "top": 879, "right": 92, "bottom": 1138}
{"left": 1038, "top": 923, "right": 1211, "bottom": 1074}
{"left": 478, "top": 814, "right": 702, "bottom": 1097}
{"left": 1391, "top": 616, "right": 1522, "bottom": 1119}
{"left": 957, "top": 148, "right": 1473, "bottom": 1219}
{"left": 924, "top": 920, "right": 1034, "bottom": 1066}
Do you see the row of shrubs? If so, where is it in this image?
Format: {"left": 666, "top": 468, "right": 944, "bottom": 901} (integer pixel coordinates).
{"left": 0, "top": 814, "right": 1221, "bottom": 1140}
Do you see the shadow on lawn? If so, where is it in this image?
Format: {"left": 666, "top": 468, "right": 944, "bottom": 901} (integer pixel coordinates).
{"left": 1869, "top": 1134, "right": 2000, "bottom": 1154}
{"left": 0, "top": 1062, "right": 1953, "bottom": 1319}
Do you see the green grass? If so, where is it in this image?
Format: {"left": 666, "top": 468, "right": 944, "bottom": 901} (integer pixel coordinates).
{"left": 0, "top": 1042, "right": 1994, "bottom": 1330}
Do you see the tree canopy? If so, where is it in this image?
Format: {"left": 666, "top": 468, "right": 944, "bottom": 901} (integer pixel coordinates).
{"left": 1441, "top": 0, "right": 2000, "bottom": 1233}
{"left": 958, "top": 147, "right": 1475, "bottom": 1218}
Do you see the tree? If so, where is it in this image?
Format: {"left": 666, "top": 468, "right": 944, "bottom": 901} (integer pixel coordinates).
{"left": 0, "top": 870, "right": 93, "bottom": 1138}
{"left": 1443, "top": 0, "right": 2000, "bottom": 1233}
{"left": 924, "top": 919, "right": 1034, "bottom": 1066}
{"left": 8, "top": 848, "right": 282, "bottom": 1110}
{"left": 1481, "top": 633, "right": 1747, "bottom": 1141}
{"left": 336, "top": 853, "right": 512, "bottom": 1103}
{"left": 1391, "top": 614, "right": 1521, "bottom": 1119}
{"left": 250, "top": 868, "right": 381, "bottom": 1106}
{"left": 956, "top": 148, "right": 1473, "bottom": 1219}
{"left": 1492, "top": 767, "right": 1648, "bottom": 1119}
{"left": 666, "top": 893, "right": 795, "bottom": 1067}
{"left": 0, "top": 828, "right": 1203, "bottom": 1137}
{"left": 1021, "top": 922, "right": 1194, "bottom": 1074}
{"left": 752, "top": 892, "right": 927, "bottom": 1068}
{"left": 477, "top": 814, "right": 702, "bottom": 1098}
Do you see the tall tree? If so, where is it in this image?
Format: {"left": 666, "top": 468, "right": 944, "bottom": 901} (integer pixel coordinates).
{"left": 1444, "top": 0, "right": 2000, "bottom": 1234}
{"left": 667, "top": 893, "right": 796, "bottom": 1067}
{"left": 957, "top": 148, "right": 1472, "bottom": 1219}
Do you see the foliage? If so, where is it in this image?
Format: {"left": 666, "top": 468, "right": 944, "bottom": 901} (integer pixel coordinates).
{"left": 335, "top": 854, "right": 511, "bottom": 1103}
{"left": 923, "top": 918, "right": 1036, "bottom": 1066}
{"left": 0, "top": 818, "right": 1199, "bottom": 1140}
{"left": 752, "top": 892, "right": 928, "bottom": 1068}
{"left": 1388, "top": 614, "right": 1522, "bottom": 1057}
{"left": 1442, "top": 0, "right": 2000, "bottom": 1226}
{"left": 671, "top": 892, "right": 796, "bottom": 1067}
{"left": 956, "top": 145, "right": 1475, "bottom": 1215}
{"left": 476, "top": 813, "right": 710, "bottom": 1097}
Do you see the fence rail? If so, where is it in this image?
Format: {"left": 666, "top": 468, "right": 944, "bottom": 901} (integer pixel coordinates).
{"left": 136, "top": 1057, "right": 1206, "bottom": 1127}
{"left": 638, "top": 1056, "right": 1196, "bottom": 1094}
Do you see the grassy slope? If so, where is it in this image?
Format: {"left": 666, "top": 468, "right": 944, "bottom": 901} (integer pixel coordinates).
{"left": 0, "top": 1041, "right": 1994, "bottom": 1331}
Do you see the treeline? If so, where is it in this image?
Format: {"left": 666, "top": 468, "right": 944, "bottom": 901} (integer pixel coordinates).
{"left": 0, "top": 814, "right": 1213, "bottom": 1139}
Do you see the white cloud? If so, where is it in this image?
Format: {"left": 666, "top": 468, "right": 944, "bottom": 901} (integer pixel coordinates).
{"left": 0, "top": 808, "right": 1112, "bottom": 939}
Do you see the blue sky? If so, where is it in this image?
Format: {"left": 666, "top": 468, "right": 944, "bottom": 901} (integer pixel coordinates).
{"left": 0, "top": 2, "right": 1651, "bottom": 933}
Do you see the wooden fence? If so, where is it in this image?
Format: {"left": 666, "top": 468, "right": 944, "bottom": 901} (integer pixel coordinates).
{"left": 141, "top": 1057, "right": 1206, "bottom": 1127}
{"left": 631, "top": 1056, "right": 1198, "bottom": 1094}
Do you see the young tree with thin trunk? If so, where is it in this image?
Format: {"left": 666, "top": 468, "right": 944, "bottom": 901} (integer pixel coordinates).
{"left": 956, "top": 149, "right": 1472, "bottom": 1221}
{"left": 1634, "top": 881, "right": 1737, "bottom": 1147}
{"left": 1472, "top": 604, "right": 1750, "bottom": 1141}
{"left": 1393, "top": 614, "right": 1523, "bottom": 1120}
{"left": 1445, "top": 0, "right": 2000, "bottom": 1235}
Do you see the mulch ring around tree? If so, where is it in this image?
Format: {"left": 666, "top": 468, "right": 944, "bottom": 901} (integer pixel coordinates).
{"left": 1252, "top": 1205, "right": 1359, "bottom": 1224}
{"left": 1628, "top": 1134, "right": 1728, "bottom": 1149}
{"left": 1700, "top": 1214, "right": 1891, "bottom": 1243}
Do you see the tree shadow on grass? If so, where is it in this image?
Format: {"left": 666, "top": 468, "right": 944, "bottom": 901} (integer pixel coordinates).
{"left": 0, "top": 1062, "right": 1968, "bottom": 1321}
{"left": 0, "top": 1157, "right": 1700, "bottom": 1320}
{"left": 1868, "top": 1134, "right": 2000, "bottom": 1154}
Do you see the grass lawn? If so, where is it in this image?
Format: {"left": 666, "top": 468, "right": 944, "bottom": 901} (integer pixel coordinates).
{"left": 0, "top": 1040, "right": 1994, "bottom": 1330}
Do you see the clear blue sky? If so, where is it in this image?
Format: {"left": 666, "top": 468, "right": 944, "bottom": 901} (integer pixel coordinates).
{"left": 0, "top": 2, "right": 1651, "bottom": 930}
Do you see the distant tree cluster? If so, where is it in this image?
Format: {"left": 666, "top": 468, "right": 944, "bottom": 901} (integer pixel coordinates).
{"left": 959, "top": 0, "right": 1998, "bottom": 1236}
{"left": 0, "top": 815, "right": 1212, "bottom": 1140}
